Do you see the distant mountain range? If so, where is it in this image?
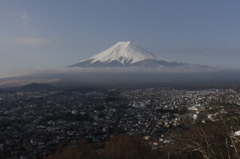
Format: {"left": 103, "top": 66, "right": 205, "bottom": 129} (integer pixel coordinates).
{"left": 67, "top": 41, "right": 188, "bottom": 68}
{"left": 18, "top": 83, "right": 55, "bottom": 91}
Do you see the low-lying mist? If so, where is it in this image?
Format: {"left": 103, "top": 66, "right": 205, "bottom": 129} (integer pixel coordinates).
{"left": 0, "top": 66, "right": 240, "bottom": 89}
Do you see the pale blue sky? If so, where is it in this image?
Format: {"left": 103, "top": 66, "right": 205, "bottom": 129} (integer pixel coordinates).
{"left": 0, "top": 0, "right": 240, "bottom": 77}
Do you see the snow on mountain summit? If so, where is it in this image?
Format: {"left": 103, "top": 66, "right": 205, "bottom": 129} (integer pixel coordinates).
{"left": 67, "top": 41, "right": 184, "bottom": 68}
{"left": 89, "top": 41, "right": 170, "bottom": 65}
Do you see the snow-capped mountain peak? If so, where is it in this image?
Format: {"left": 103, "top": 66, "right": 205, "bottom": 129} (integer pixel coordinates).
{"left": 67, "top": 41, "right": 184, "bottom": 68}
{"left": 89, "top": 41, "right": 169, "bottom": 65}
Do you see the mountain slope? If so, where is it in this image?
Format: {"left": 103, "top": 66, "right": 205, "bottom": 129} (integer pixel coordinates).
{"left": 67, "top": 41, "right": 185, "bottom": 67}
{"left": 18, "top": 83, "right": 55, "bottom": 91}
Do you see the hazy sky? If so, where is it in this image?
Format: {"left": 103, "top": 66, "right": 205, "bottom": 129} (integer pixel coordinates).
{"left": 0, "top": 0, "right": 240, "bottom": 78}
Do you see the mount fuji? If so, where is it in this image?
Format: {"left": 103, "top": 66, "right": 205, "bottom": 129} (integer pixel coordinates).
{"left": 67, "top": 41, "right": 186, "bottom": 68}
{"left": 0, "top": 41, "right": 233, "bottom": 88}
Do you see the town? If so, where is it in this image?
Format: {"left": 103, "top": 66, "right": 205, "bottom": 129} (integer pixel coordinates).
{"left": 0, "top": 87, "right": 239, "bottom": 159}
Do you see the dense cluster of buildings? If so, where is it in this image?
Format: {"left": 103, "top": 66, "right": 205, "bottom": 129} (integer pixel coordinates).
{"left": 0, "top": 87, "right": 239, "bottom": 158}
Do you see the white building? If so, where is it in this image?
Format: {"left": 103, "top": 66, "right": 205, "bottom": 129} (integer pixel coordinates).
{"left": 133, "top": 103, "right": 146, "bottom": 108}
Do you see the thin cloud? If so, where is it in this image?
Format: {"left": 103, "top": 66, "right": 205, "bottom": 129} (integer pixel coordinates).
{"left": 14, "top": 37, "right": 57, "bottom": 47}
{"left": 19, "top": 12, "right": 31, "bottom": 21}
{"left": 162, "top": 47, "right": 240, "bottom": 56}
{"left": 163, "top": 47, "right": 216, "bottom": 55}
{"left": 15, "top": 37, "right": 52, "bottom": 47}
{"left": 0, "top": 36, "right": 58, "bottom": 47}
